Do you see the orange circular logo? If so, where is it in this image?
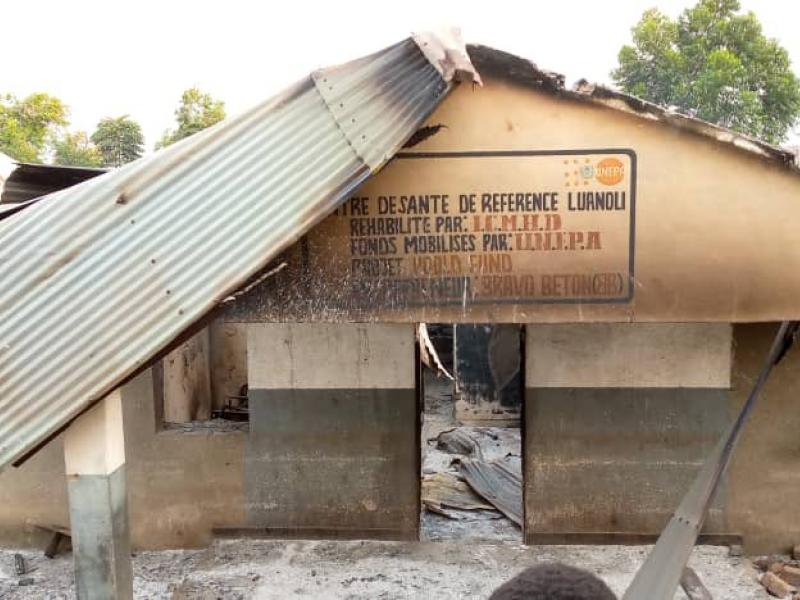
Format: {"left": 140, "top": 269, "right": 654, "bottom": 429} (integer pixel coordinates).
{"left": 595, "top": 158, "right": 625, "bottom": 185}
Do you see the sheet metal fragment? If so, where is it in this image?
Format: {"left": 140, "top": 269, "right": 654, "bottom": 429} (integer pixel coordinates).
{"left": 422, "top": 472, "right": 496, "bottom": 518}
{"left": 0, "top": 31, "right": 478, "bottom": 470}
{"left": 419, "top": 323, "right": 454, "bottom": 381}
{"left": 460, "top": 456, "right": 523, "bottom": 526}
{"left": 436, "top": 428, "right": 482, "bottom": 458}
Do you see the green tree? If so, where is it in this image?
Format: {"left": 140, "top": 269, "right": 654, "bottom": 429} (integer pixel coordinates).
{"left": 54, "top": 131, "right": 103, "bottom": 167}
{"left": 612, "top": 0, "right": 800, "bottom": 143}
{"left": 0, "top": 93, "right": 68, "bottom": 162}
{"left": 91, "top": 116, "right": 144, "bottom": 167}
{"left": 156, "top": 87, "right": 225, "bottom": 149}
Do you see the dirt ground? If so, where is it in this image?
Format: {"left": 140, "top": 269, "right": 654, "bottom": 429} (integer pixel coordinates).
{"left": 0, "top": 540, "right": 768, "bottom": 599}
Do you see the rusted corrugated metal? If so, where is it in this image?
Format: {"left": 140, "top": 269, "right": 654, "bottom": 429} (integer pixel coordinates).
{"left": 460, "top": 457, "right": 523, "bottom": 526}
{"left": 0, "top": 32, "right": 479, "bottom": 470}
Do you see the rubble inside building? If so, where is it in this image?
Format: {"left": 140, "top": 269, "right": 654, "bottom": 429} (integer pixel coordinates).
{"left": 420, "top": 365, "right": 522, "bottom": 542}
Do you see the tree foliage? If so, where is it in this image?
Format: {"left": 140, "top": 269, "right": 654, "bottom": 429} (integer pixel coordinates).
{"left": 91, "top": 116, "right": 144, "bottom": 167}
{"left": 0, "top": 93, "right": 68, "bottom": 162}
{"left": 53, "top": 131, "right": 103, "bottom": 167}
{"left": 612, "top": 0, "right": 800, "bottom": 143}
{"left": 156, "top": 87, "right": 225, "bottom": 149}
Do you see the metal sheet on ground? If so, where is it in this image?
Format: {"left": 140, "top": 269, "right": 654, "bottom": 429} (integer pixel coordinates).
{"left": 460, "top": 457, "right": 523, "bottom": 526}
{"left": 421, "top": 472, "right": 496, "bottom": 517}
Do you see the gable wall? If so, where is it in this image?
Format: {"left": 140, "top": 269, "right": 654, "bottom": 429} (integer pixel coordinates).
{"left": 225, "top": 74, "right": 800, "bottom": 324}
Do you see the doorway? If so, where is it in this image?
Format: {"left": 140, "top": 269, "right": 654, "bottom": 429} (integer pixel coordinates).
{"left": 419, "top": 323, "right": 524, "bottom": 543}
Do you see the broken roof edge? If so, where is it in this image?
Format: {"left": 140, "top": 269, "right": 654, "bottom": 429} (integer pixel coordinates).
{"left": 0, "top": 161, "right": 107, "bottom": 207}
{"left": 466, "top": 44, "right": 799, "bottom": 173}
{"left": 414, "top": 28, "right": 482, "bottom": 86}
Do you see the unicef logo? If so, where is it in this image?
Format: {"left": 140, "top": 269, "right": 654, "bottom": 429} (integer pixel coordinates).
{"left": 580, "top": 165, "right": 594, "bottom": 179}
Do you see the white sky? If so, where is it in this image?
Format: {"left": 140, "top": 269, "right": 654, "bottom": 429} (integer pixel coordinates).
{"left": 2, "top": 0, "right": 799, "bottom": 150}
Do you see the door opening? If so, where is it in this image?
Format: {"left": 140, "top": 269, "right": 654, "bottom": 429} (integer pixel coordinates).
{"left": 419, "top": 323, "right": 523, "bottom": 543}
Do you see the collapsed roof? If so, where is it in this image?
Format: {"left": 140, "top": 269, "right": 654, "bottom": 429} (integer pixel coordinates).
{"left": 1, "top": 35, "right": 797, "bottom": 470}
{"left": 0, "top": 31, "right": 479, "bottom": 470}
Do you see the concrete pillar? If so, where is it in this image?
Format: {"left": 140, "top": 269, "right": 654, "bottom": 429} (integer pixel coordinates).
{"left": 64, "top": 390, "right": 132, "bottom": 600}
{"left": 454, "top": 324, "right": 522, "bottom": 424}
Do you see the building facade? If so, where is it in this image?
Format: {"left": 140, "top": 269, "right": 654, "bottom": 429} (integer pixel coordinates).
{"left": 2, "top": 45, "right": 800, "bottom": 554}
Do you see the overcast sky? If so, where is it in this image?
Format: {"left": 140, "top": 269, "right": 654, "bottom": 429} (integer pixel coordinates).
{"left": 2, "top": 0, "right": 799, "bottom": 150}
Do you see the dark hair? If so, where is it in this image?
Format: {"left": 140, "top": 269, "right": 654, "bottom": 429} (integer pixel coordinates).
{"left": 489, "top": 563, "right": 617, "bottom": 600}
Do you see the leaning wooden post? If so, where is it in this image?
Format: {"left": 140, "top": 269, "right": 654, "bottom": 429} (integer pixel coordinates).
{"left": 623, "top": 322, "right": 798, "bottom": 600}
{"left": 63, "top": 389, "right": 133, "bottom": 599}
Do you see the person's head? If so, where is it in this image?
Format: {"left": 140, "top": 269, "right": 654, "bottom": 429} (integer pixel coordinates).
{"left": 489, "top": 563, "right": 617, "bottom": 600}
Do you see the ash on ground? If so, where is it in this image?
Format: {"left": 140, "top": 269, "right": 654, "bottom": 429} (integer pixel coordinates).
{"left": 0, "top": 541, "right": 768, "bottom": 599}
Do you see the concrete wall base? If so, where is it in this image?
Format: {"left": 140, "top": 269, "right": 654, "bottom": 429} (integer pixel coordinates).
{"left": 244, "top": 323, "right": 419, "bottom": 540}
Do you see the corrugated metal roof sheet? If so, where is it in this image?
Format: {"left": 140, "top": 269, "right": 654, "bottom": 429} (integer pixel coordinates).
{"left": 0, "top": 32, "right": 478, "bottom": 470}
